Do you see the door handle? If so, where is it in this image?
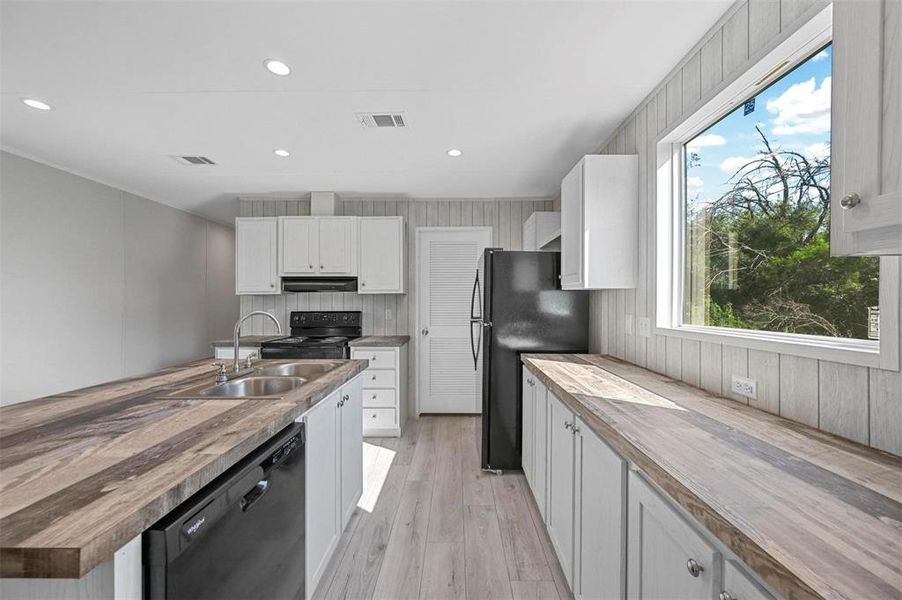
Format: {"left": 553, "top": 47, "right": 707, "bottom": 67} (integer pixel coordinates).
{"left": 421, "top": 328, "right": 429, "bottom": 336}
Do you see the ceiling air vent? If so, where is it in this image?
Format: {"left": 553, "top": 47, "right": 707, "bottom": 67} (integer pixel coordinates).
{"left": 170, "top": 155, "right": 217, "bottom": 166}
{"left": 355, "top": 112, "right": 407, "bottom": 129}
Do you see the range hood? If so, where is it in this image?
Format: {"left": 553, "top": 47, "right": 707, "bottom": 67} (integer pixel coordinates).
{"left": 281, "top": 277, "right": 358, "bottom": 293}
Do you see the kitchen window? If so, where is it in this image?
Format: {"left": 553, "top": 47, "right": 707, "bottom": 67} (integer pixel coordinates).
{"left": 655, "top": 6, "right": 899, "bottom": 370}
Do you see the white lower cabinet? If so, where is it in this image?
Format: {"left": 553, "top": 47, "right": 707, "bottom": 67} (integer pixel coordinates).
{"left": 301, "top": 374, "right": 363, "bottom": 599}
{"left": 574, "top": 417, "right": 626, "bottom": 600}
{"left": 722, "top": 560, "right": 774, "bottom": 600}
{"left": 547, "top": 392, "right": 576, "bottom": 588}
{"left": 522, "top": 370, "right": 536, "bottom": 486}
{"left": 352, "top": 345, "right": 407, "bottom": 437}
{"left": 522, "top": 366, "right": 775, "bottom": 600}
{"left": 627, "top": 471, "right": 720, "bottom": 600}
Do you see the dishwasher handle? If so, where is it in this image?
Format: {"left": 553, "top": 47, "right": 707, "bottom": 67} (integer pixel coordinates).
{"left": 240, "top": 479, "right": 270, "bottom": 512}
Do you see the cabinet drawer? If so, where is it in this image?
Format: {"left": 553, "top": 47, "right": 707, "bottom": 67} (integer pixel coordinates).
{"left": 364, "top": 389, "right": 396, "bottom": 408}
{"left": 363, "top": 369, "right": 396, "bottom": 388}
{"left": 351, "top": 349, "right": 396, "bottom": 369}
{"left": 363, "top": 408, "right": 396, "bottom": 428}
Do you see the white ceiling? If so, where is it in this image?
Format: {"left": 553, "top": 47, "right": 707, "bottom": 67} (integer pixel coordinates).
{"left": 0, "top": 1, "right": 731, "bottom": 224}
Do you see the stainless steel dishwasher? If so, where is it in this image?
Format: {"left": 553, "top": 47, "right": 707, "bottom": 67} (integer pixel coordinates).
{"left": 144, "top": 423, "right": 305, "bottom": 600}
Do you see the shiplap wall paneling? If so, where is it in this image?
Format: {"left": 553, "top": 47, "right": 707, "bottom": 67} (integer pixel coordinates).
{"left": 585, "top": 0, "right": 901, "bottom": 454}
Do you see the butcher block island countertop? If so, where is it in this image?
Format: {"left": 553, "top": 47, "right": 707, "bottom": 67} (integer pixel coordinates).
{"left": 522, "top": 354, "right": 902, "bottom": 600}
{"left": 0, "top": 357, "right": 368, "bottom": 579}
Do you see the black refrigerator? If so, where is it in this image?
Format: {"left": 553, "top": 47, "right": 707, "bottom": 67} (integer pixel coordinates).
{"left": 470, "top": 249, "right": 589, "bottom": 472}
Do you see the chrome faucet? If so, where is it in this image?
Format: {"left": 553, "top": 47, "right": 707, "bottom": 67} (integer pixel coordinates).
{"left": 233, "top": 311, "right": 282, "bottom": 372}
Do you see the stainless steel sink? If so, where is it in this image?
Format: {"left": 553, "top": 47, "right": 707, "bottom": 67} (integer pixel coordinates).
{"left": 254, "top": 363, "right": 337, "bottom": 379}
{"left": 198, "top": 376, "right": 307, "bottom": 398}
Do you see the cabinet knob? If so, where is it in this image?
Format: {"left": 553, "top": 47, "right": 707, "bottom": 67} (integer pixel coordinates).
{"left": 571, "top": 425, "right": 580, "bottom": 435}
{"left": 270, "top": 283, "right": 275, "bottom": 288}
{"left": 372, "top": 394, "right": 377, "bottom": 400}
{"left": 308, "top": 264, "right": 313, "bottom": 269}
{"left": 840, "top": 193, "right": 861, "bottom": 209}
{"left": 361, "top": 282, "right": 366, "bottom": 287}
{"left": 719, "top": 592, "right": 735, "bottom": 600}
{"left": 320, "top": 265, "right": 324, "bottom": 269}
{"left": 371, "top": 413, "right": 377, "bottom": 419}
{"left": 564, "top": 421, "right": 572, "bottom": 430}
{"left": 686, "top": 559, "right": 703, "bottom": 578}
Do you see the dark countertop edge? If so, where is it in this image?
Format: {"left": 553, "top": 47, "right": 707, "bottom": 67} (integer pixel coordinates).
{"left": 209, "top": 335, "right": 284, "bottom": 347}
{"left": 0, "top": 359, "right": 368, "bottom": 579}
{"left": 348, "top": 336, "right": 410, "bottom": 347}
{"left": 521, "top": 354, "right": 824, "bottom": 600}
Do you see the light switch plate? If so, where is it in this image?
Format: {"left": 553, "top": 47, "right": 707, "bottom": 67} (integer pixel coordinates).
{"left": 385, "top": 308, "right": 393, "bottom": 322}
{"left": 731, "top": 375, "right": 757, "bottom": 399}
{"left": 637, "top": 317, "right": 651, "bottom": 338}
{"left": 625, "top": 314, "right": 634, "bottom": 335}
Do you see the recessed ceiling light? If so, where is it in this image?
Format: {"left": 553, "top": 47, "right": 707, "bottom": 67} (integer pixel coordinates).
{"left": 264, "top": 59, "right": 291, "bottom": 76}
{"left": 274, "top": 149, "right": 290, "bottom": 157}
{"left": 447, "top": 148, "right": 462, "bottom": 157}
{"left": 22, "top": 98, "right": 52, "bottom": 111}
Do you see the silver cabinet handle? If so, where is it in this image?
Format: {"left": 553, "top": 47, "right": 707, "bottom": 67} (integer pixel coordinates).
{"left": 686, "top": 559, "right": 703, "bottom": 578}
{"left": 840, "top": 192, "right": 861, "bottom": 209}
{"left": 571, "top": 424, "right": 580, "bottom": 435}
{"left": 564, "top": 421, "right": 572, "bottom": 430}
{"left": 421, "top": 328, "right": 429, "bottom": 336}
{"left": 719, "top": 592, "right": 734, "bottom": 600}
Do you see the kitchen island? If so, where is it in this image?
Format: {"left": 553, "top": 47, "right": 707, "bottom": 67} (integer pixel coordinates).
{"left": 0, "top": 357, "right": 367, "bottom": 597}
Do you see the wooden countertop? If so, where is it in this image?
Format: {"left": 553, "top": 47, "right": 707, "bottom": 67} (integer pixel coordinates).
{"left": 349, "top": 336, "right": 410, "bottom": 347}
{"left": 522, "top": 354, "right": 902, "bottom": 600}
{"left": 0, "top": 358, "right": 367, "bottom": 579}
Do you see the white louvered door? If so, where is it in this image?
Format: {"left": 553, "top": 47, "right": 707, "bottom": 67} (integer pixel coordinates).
{"left": 417, "top": 228, "right": 492, "bottom": 413}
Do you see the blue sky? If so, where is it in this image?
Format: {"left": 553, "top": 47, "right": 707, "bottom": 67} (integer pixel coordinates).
{"left": 685, "top": 45, "right": 832, "bottom": 209}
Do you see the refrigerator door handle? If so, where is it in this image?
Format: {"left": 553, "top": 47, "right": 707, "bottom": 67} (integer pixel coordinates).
{"left": 470, "top": 270, "right": 482, "bottom": 321}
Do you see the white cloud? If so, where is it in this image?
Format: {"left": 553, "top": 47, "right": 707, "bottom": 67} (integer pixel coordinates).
{"left": 687, "top": 134, "right": 726, "bottom": 149}
{"left": 803, "top": 142, "right": 830, "bottom": 160}
{"left": 766, "top": 76, "right": 831, "bottom": 135}
{"left": 687, "top": 176, "right": 704, "bottom": 190}
{"left": 719, "top": 155, "right": 755, "bottom": 174}
{"left": 812, "top": 50, "right": 829, "bottom": 62}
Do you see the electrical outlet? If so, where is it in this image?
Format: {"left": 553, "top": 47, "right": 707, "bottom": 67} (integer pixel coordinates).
{"left": 385, "top": 308, "right": 393, "bottom": 322}
{"left": 625, "top": 314, "right": 634, "bottom": 335}
{"left": 731, "top": 375, "right": 757, "bottom": 399}
{"left": 637, "top": 317, "right": 651, "bottom": 338}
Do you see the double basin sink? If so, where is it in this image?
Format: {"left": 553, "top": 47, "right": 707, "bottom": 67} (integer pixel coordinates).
{"left": 173, "top": 361, "right": 339, "bottom": 399}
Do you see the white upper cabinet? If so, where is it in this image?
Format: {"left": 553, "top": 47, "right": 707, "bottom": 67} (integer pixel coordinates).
{"left": 831, "top": 0, "right": 901, "bottom": 255}
{"left": 359, "top": 217, "right": 405, "bottom": 294}
{"left": 279, "top": 217, "right": 357, "bottom": 276}
{"left": 235, "top": 218, "right": 279, "bottom": 294}
{"left": 280, "top": 217, "right": 318, "bottom": 275}
{"left": 523, "top": 212, "right": 561, "bottom": 251}
{"left": 318, "top": 217, "right": 357, "bottom": 275}
{"left": 561, "top": 155, "right": 639, "bottom": 289}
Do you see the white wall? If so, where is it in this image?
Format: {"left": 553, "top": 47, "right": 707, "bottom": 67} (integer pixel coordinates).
{"left": 586, "top": 0, "right": 901, "bottom": 455}
{"left": 0, "top": 151, "right": 239, "bottom": 404}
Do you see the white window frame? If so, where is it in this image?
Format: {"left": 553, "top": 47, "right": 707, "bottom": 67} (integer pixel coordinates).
{"left": 655, "top": 4, "right": 900, "bottom": 371}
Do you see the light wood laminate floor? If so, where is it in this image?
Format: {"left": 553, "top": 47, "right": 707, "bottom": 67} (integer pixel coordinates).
{"left": 313, "top": 415, "right": 572, "bottom": 600}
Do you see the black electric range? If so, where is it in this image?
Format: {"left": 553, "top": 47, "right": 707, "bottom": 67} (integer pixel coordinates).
{"left": 260, "top": 311, "right": 362, "bottom": 359}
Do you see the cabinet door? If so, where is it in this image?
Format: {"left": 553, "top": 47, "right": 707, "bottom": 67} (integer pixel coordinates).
{"left": 560, "top": 161, "right": 583, "bottom": 288}
{"left": 575, "top": 420, "right": 626, "bottom": 600}
{"left": 304, "top": 392, "right": 340, "bottom": 596}
{"left": 318, "top": 217, "right": 356, "bottom": 275}
{"left": 280, "top": 217, "right": 318, "bottom": 275}
{"left": 279, "top": 217, "right": 319, "bottom": 275}
{"left": 521, "top": 370, "right": 535, "bottom": 486}
{"left": 831, "top": 0, "right": 902, "bottom": 255}
{"left": 547, "top": 392, "right": 575, "bottom": 587}
{"left": 359, "top": 218, "right": 404, "bottom": 293}
{"left": 236, "top": 218, "right": 279, "bottom": 294}
{"left": 339, "top": 376, "right": 363, "bottom": 528}
{"left": 533, "top": 379, "right": 549, "bottom": 521}
{"left": 523, "top": 215, "right": 537, "bottom": 251}
{"left": 722, "top": 560, "right": 774, "bottom": 600}
{"left": 627, "top": 471, "right": 720, "bottom": 600}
